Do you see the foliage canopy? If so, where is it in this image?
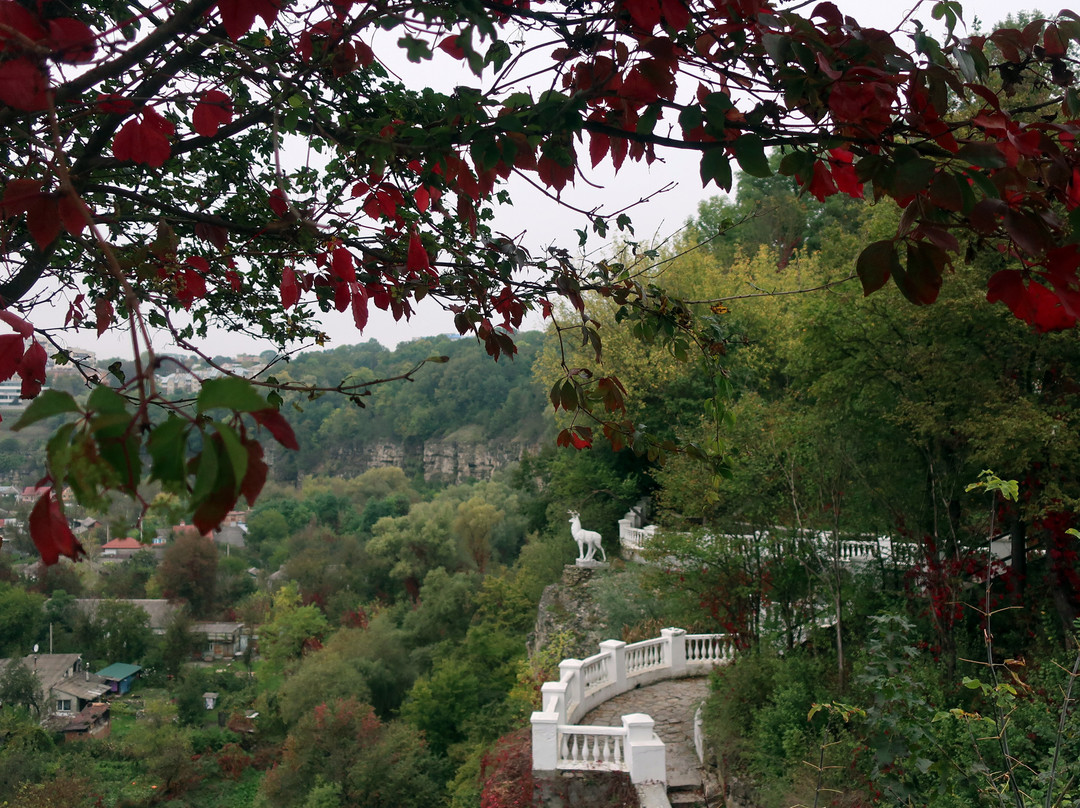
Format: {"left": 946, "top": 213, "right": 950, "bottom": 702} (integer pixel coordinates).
{"left": 4, "top": 0, "right": 1080, "bottom": 561}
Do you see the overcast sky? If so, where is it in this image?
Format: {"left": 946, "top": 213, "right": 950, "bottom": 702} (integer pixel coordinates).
{"left": 62, "top": 0, "right": 1036, "bottom": 361}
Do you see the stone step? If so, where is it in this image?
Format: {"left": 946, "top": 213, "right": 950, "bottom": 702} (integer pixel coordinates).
{"left": 668, "top": 788, "right": 707, "bottom": 806}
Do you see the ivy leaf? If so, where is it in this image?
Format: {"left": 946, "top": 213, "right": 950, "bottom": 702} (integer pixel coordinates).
{"left": 217, "top": 0, "right": 281, "bottom": 41}
{"left": 29, "top": 489, "right": 85, "bottom": 565}
{"left": 240, "top": 439, "right": 268, "bottom": 505}
{"left": 12, "top": 389, "right": 80, "bottom": 430}
{"left": 0, "top": 58, "right": 48, "bottom": 111}
{"left": 251, "top": 407, "right": 299, "bottom": 450}
{"left": 214, "top": 421, "right": 248, "bottom": 491}
{"left": 732, "top": 134, "right": 771, "bottom": 178}
{"left": 17, "top": 340, "right": 47, "bottom": 398}
{"left": 192, "top": 90, "right": 233, "bottom": 137}
{"left": 700, "top": 149, "right": 732, "bottom": 190}
{"left": 148, "top": 415, "right": 189, "bottom": 490}
{"left": 112, "top": 108, "right": 175, "bottom": 168}
{"left": 197, "top": 377, "right": 268, "bottom": 413}
{"left": 857, "top": 240, "right": 901, "bottom": 296}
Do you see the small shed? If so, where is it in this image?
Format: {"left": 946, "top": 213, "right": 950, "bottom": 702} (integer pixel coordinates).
{"left": 63, "top": 703, "right": 110, "bottom": 741}
{"left": 95, "top": 662, "right": 142, "bottom": 694}
{"left": 203, "top": 692, "right": 219, "bottom": 710}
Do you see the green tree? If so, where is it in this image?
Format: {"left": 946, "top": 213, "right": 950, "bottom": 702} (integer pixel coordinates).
{"left": 155, "top": 532, "right": 218, "bottom": 617}
{"left": 92, "top": 599, "right": 153, "bottom": 663}
{"left": 0, "top": 585, "right": 44, "bottom": 657}
{"left": 259, "top": 584, "right": 330, "bottom": 671}
{"left": 256, "top": 698, "right": 442, "bottom": 808}
{"left": 0, "top": 661, "right": 43, "bottom": 717}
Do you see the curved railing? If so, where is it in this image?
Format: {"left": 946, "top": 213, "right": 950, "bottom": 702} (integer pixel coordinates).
{"left": 531, "top": 628, "right": 733, "bottom": 785}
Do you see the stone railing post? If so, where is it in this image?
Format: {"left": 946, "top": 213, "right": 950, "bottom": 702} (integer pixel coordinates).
{"left": 560, "top": 659, "right": 585, "bottom": 715}
{"left": 541, "top": 681, "right": 568, "bottom": 724}
{"left": 599, "top": 639, "right": 627, "bottom": 692}
{"left": 622, "top": 713, "right": 666, "bottom": 784}
{"left": 531, "top": 710, "right": 560, "bottom": 771}
{"left": 662, "top": 627, "right": 686, "bottom": 675}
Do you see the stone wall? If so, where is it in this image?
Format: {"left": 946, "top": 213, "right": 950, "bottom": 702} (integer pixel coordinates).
{"left": 319, "top": 438, "right": 540, "bottom": 483}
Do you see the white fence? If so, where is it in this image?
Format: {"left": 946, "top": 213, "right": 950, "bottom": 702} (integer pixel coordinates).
{"left": 531, "top": 628, "right": 733, "bottom": 784}
{"left": 619, "top": 523, "right": 1015, "bottom": 570}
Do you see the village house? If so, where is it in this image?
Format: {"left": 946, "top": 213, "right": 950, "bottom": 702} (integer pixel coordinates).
{"left": 73, "top": 599, "right": 181, "bottom": 635}
{"left": 0, "top": 653, "right": 110, "bottom": 719}
{"left": 99, "top": 537, "right": 147, "bottom": 560}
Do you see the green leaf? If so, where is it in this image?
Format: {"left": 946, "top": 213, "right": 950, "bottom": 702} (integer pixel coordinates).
{"left": 856, "top": 240, "right": 900, "bottom": 296}
{"left": 732, "top": 134, "right": 771, "bottom": 178}
{"left": 560, "top": 380, "right": 578, "bottom": 412}
{"left": 12, "top": 390, "right": 80, "bottom": 430}
{"left": 214, "top": 421, "right": 248, "bottom": 492}
{"left": 700, "top": 149, "right": 732, "bottom": 191}
{"left": 148, "top": 416, "right": 189, "bottom": 489}
{"left": 957, "top": 143, "right": 1007, "bottom": 169}
{"left": 87, "top": 384, "right": 129, "bottom": 415}
{"left": 397, "top": 35, "right": 432, "bottom": 62}
{"left": 197, "top": 377, "right": 267, "bottom": 413}
{"left": 191, "top": 438, "right": 220, "bottom": 504}
{"left": 485, "top": 41, "right": 511, "bottom": 72}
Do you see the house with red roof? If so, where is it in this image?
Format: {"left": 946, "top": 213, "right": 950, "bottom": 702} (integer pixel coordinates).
{"left": 100, "top": 537, "right": 146, "bottom": 560}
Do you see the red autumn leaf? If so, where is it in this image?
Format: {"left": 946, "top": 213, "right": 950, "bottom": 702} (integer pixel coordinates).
{"left": 624, "top": 0, "right": 661, "bottom": 31}
{"left": 331, "top": 247, "right": 355, "bottom": 282}
{"left": 0, "top": 2, "right": 46, "bottom": 48}
{"left": 437, "top": 35, "right": 466, "bottom": 59}
{"left": 29, "top": 489, "right": 85, "bottom": 565}
{"left": 0, "top": 310, "right": 33, "bottom": 339}
{"left": 268, "top": 187, "right": 289, "bottom": 217}
{"left": 351, "top": 283, "right": 369, "bottom": 331}
{"left": 218, "top": 0, "right": 281, "bottom": 41}
{"left": 828, "top": 148, "right": 863, "bottom": 198}
{"left": 0, "top": 178, "right": 42, "bottom": 217}
{"left": 240, "top": 439, "right": 268, "bottom": 505}
{"left": 333, "top": 281, "right": 350, "bottom": 312}
{"left": 280, "top": 266, "right": 300, "bottom": 308}
{"left": 193, "top": 483, "right": 239, "bottom": 536}
{"left": 406, "top": 232, "right": 429, "bottom": 273}
{"left": 25, "top": 193, "right": 60, "bottom": 249}
{"left": 0, "top": 334, "right": 24, "bottom": 381}
{"left": 112, "top": 108, "right": 175, "bottom": 167}
{"left": 0, "top": 58, "right": 48, "bottom": 111}
{"left": 95, "top": 296, "right": 114, "bottom": 337}
{"left": 96, "top": 93, "right": 134, "bottom": 115}
{"left": 537, "top": 155, "right": 574, "bottom": 192}
{"left": 178, "top": 258, "right": 209, "bottom": 309}
{"left": 195, "top": 221, "right": 229, "bottom": 250}
{"left": 223, "top": 267, "right": 242, "bottom": 291}
{"left": 192, "top": 89, "right": 233, "bottom": 137}
{"left": 47, "top": 18, "right": 97, "bottom": 63}
{"left": 354, "top": 40, "right": 375, "bottom": 67}
{"left": 802, "top": 160, "right": 837, "bottom": 202}
{"left": 413, "top": 186, "right": 430, "bottom": 213}
{"left": 58, "top": 192, "right": 90, "bottom": 235}
{"left": 570, "top": 429, "right": 592, "bottom": 449}
{"left": 660, "top": 0, "right": 689, "bottom": 30}
{"left": 589, "top": 131, "right": 610, "bottom": 168}
{"left": 251, "top": 407, "right": 300, "bottom": 450}
{"left": 17, "top": 339, "right": 46, "bottom": 398}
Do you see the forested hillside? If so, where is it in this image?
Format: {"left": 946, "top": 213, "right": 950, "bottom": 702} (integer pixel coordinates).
{"left": 263, "top": 333, "right": 549, "bottom": 481}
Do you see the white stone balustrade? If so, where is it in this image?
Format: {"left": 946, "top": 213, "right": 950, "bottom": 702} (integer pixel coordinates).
{"left": 617, "top": 521, "right": 949, "bottom": 569}
{"left": 531, "top": 628, "right": 733, "bottom": 785}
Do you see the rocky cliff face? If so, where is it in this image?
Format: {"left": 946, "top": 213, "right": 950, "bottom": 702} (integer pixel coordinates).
{"left": 529, "top": 565, "right": 611, "bottom": 659}
{"left": 320, "top": 438, "right": 541, "bottom": 483}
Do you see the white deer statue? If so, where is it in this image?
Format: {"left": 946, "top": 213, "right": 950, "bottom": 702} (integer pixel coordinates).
{"left": 568, "top": 511, "right": 606, "bottom": 564}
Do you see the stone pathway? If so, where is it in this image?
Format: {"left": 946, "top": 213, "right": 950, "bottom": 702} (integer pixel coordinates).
{"left": 578, "top": 677, "right": 710, "bottom": 792}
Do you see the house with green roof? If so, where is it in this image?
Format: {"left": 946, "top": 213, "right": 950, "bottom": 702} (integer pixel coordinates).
{"left": 95, "top": 663, "right": 142, "bottom": 695}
